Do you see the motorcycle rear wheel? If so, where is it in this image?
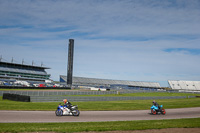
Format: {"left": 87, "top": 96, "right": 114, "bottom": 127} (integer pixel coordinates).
{"left": 72, "top": 110, "right": 80, "bottom": 116}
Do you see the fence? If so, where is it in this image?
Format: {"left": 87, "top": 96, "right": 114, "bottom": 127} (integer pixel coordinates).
{"left": 0, "top": 89, "right": 198, "bottom": 102}
{"left": 0, "top": 89, "right": 199, "bottom": 97}
{"left": 0, "top": 90, "right": 117, "bottom": 96}
{"left": 30, "top": 96, "right": 195, "bottom": 102}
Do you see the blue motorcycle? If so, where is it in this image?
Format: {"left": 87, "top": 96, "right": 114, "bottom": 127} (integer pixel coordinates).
{"left": 55, "top": 104, "right": 80, "bottom": 116}
{"left": 151, "top": 105, "right": 166, "bottom": 115}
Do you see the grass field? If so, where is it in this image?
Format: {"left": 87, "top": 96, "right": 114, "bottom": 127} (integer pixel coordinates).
{"left": 0, "top": 118, "right": 199, "bottom": 132}
{"left": 0, "top": 91, "right": 200, "bottom": 133}
{"left": 1, "top": 96, "right": 200, "bottom": 111}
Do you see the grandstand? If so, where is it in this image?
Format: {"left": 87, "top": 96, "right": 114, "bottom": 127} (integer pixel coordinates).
{"left": 0, "top": 60, "right": 51, "bottom": 82}
{"left": 168, "top": 80, "right": 200, "bottom": 91}
{"left": 60, "top": 75, "right": 161, "bottom": 89}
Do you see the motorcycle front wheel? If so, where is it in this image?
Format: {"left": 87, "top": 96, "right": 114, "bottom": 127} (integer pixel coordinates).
{"left": 151, "top": 109, "right": 156, "bottom": 115}
{"left": 162, "top": 109, "right": 166, "bottom": 115}
{"left": 55, "top": 110, "right": 63, "bottom": 116}
{"left": 55, "top": 110, "right": 59, "bottom": 116}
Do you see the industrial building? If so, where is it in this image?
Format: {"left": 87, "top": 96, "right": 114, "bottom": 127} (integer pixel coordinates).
{"left": 60, "top": 75, "right": 161, "bottom": 89}
{"left": 0, "top": 60, "right": 51, "bottom": 82}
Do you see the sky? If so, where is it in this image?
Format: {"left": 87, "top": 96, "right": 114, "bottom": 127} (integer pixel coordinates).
{"left": 0, "top": 0, "right": 200, "bottom": 87}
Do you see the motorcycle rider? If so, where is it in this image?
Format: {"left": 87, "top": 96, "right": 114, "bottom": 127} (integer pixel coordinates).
{"left": 152, "top": 100, "right": 158, "bottom": 106}
{"left": 63, "top": 99, "right": 72, "bottom": 110}
{"left": 152, "top": 100, "right": 161, "bottom": 111}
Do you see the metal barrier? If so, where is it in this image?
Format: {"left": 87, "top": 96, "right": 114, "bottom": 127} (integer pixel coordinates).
{"left": 0, "top": 89, "right": 198, "bottom": 102}
{"left": 30, "top": 96, "right": 195, "bottom": 102}
{"left": 1, "top": 89, "right": 199, "bottom": 97}
{"left": 0, "top": 90, "right": 117, "bottom": 96}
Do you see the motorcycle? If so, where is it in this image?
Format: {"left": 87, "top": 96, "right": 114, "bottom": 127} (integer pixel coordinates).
{"left": 55, "top": 104, "right": 80, "bottom": 116}
{"left": 151, "top": 105, "right": 166, "bottom": 115}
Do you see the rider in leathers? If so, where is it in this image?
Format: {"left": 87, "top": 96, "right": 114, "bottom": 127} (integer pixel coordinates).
{"left": 153, "top": 100, "right": 161, "bottom": 111}
{"left": 63, "top": 99, "right": 72, "bottom": 110}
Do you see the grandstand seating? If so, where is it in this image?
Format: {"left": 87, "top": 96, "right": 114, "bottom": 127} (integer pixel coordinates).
{"left": 0, "top": 61, "right": 50, "bottom": 82}
{"left": 168, "top": 80, "right": 200, "bottom": 90}
{"left": 60, "top": 75, "right": 161, "bottom": 88}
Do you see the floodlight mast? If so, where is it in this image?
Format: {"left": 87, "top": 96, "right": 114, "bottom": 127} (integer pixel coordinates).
{"left": 67, "top": 39, "right": 74, "bottom": 88}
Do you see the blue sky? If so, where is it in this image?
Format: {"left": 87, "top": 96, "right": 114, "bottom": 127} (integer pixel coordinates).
{"left": 0, "top": 0, "right": 200, "bottom": 87}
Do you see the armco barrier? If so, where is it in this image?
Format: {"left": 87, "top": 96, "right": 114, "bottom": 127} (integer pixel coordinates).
{"left": 0, "top": 90, "right": 164, "bottom": 97}
{"left": 30, "top": 96, "right": 195, "bottom": 102}
{"left": 3, "top": 93, "right": 30, "bottom": 102}
{"left": 0, "top": 90, "right": 117, "bottom": 96}
{"left": 1, "top": 90, "right": 199, "bottom": 97}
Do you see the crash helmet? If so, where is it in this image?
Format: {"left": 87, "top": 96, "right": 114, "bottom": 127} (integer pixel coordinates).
{"left": 63, "top": 99, "right": 67, "bottom": 104}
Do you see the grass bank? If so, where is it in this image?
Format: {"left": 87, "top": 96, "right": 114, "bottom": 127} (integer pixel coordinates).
{"left": 0, "top": 118, "right": 199, "bottom": 132}
{"left": 1, "top": 96, "right": 200, "bottom": 111}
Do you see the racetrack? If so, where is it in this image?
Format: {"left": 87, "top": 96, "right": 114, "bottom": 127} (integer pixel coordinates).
{"left": 0, "top": 107, "right": 200, "bottom": 123}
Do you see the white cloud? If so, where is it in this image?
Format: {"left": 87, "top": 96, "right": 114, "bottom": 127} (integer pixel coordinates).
{"left": 0, "top": 0, "right": 200, "bottom": 87}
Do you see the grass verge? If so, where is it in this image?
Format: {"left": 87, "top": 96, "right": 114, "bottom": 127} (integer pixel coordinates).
{"left": 0, "top": 118, "right": 199, "bottom": 132}
{"left": 1, "top": 96, "right": 200, "bottom": 111}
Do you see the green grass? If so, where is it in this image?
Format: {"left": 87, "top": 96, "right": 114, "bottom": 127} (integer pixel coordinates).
{"left": 0, "top": 118, "right": 199, "bottom": 132}
{"left": 1, "top": 96, "right": 200, "bottom": 111}
{"left": 76, "top": 98, "right": 200, "bottom": 111}
{"left": 1, "top": 92, "right": 200, "bottom": 133}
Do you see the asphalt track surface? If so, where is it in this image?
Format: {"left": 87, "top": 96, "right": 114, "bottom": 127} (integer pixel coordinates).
{"left": 0, "top": 107, "right": 200, "bottom": 123}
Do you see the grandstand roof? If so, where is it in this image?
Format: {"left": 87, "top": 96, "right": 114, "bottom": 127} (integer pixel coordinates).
{"left": 60, "top": 75, "right": 161, "bottom": 88}
{"left": 0, "top": 66, "right": 48, "bottom": 75}
{"left": 0, "top": 61, "right": 50, "bottom": 69}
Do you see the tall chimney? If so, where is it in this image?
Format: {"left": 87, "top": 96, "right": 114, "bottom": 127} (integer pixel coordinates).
{"left": 67, "top": 39, "right": 74, "bottom": 87}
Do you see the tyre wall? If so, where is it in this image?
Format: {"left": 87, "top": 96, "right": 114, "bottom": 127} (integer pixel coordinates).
{"left": 3, "top": 93, "right": 30, "bottom": 102}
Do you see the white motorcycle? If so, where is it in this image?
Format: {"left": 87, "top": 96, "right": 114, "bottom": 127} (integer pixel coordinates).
{"left": 55, "top": 104, "right": 80, "bottom": 116}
